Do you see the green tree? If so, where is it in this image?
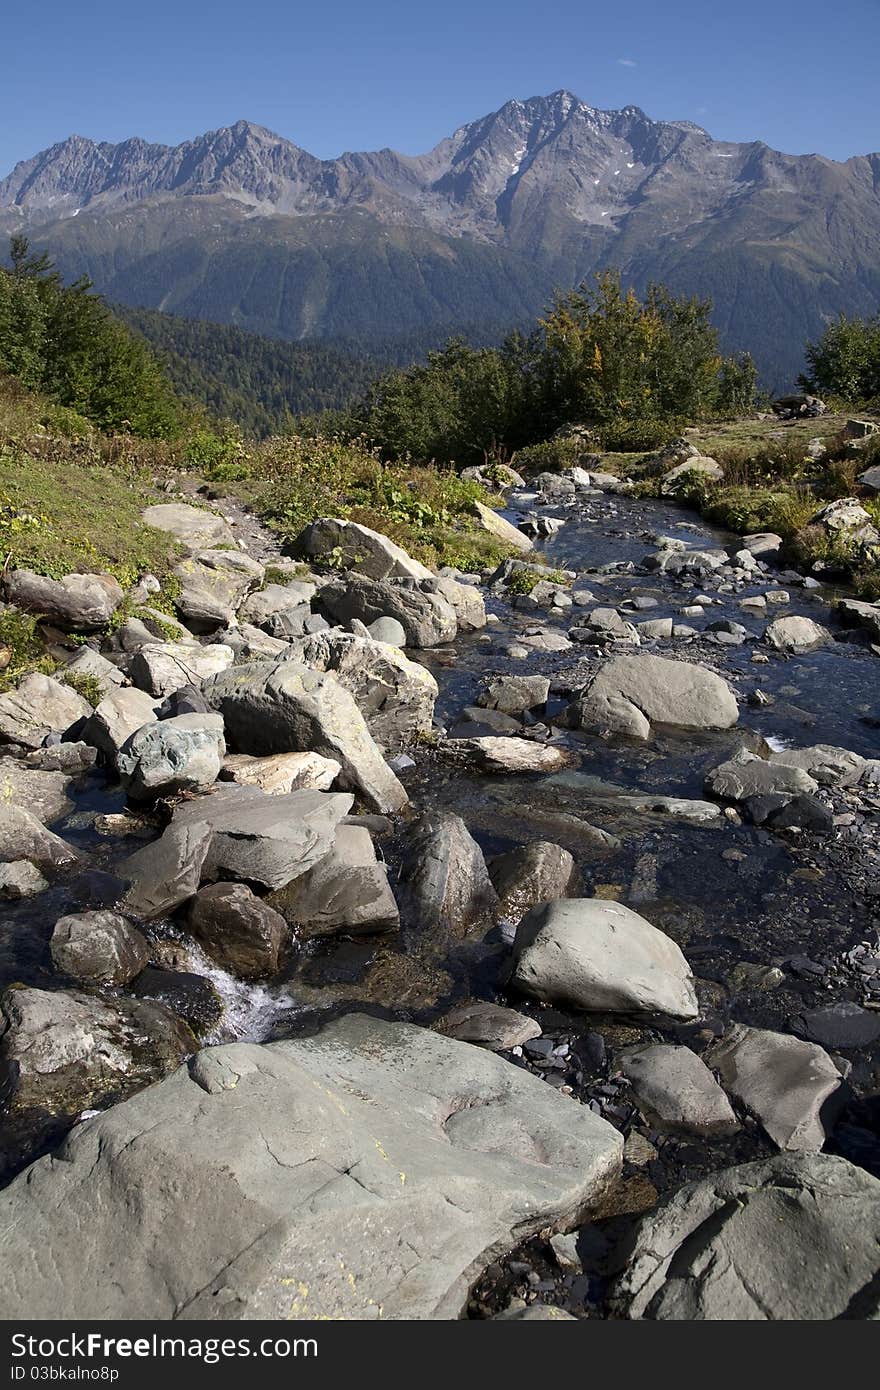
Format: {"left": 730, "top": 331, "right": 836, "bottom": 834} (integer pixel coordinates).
{"left": 801, "top": 314, "right": 880, "bottom": 402}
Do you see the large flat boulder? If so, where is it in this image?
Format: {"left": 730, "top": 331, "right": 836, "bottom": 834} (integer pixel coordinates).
{"left": 567, "top": 654, "right": 739, "bottom": 741}
{"left": 284, "top": 630, "right": 437, "bottom": 751}
{"left": 296, "top": 517, "right": 433, "bottom": 581}
{"left": 141, "top": 503, "right": 236, "bottom": 553}
{"left": 203, "top": 660, "right": 407, "bottom": 814}
{"left": 0, "top": 1015, "right": 622, "bottom": 1320}
{"left": 4, "top": 569, "right": 123, "bottom": 631}
{"left": 0, "top": 673, "right": 91, "bottom": 749}
{"left": 129, "top": 642, "right": 235, "bottom": 698}
{"left": 267, "top": 824, "right": 399, "bottom": 938}
{"left": 614, "top": 1154, "right": 880, "bottom": 1320}
{"left": 511, "top": 899, "right": 699, "bottom": 1021}
{"left": 171, "top": 784, "right": 353, "bottom": 892}
{"left": 220, "top": 750, "right": 340, "bottom": 794}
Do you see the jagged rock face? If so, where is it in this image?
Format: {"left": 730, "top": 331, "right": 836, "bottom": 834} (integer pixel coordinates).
{"left": 5, "top": 93, "right": 880, "bottom": 378}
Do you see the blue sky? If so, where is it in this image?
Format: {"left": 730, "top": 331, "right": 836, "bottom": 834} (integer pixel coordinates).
{"left": 2, "top": 0, "right": 878, "bottom": 174}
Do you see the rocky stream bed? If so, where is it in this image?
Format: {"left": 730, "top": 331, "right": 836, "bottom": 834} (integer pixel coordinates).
{"left": 0, "top": 470, "right": 878, "bottom": 1320}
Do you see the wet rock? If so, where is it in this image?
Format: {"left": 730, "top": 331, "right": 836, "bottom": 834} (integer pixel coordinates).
{"left": 0, "top": 985, "right": 194, "bottom": 1125}
{"left": 50, "top": 910, "right": 150, "bottom": 986}
{"left": 0, "top": 673, "right": 91, "bottom": 749}
{"left": 128, "top": 968, "right": 223, "bottom": 1038}
{"left": 118, "top": 713, "right": 226, "bottom": 801}
{"left": 567, "top": 654, "right": 738, "bottom": 741}
{"left": 489, "top": 841, "right": 577, "bottom": 924}
{"left": 474, "top": 500, "right": 534, "bottom": 552}
{"left": 794, "top": 1002, "right": 880, "bottom": 1049}
{"left": 441, "top": 736, "right": 572, "bottom": 775}
{"left": 617, "top": 1044, "right": 739, "bottom": 1137}
{"left": 203, "top": 660, "right": 407, "bottom": 813}
{"left": 171, "top": 785, "right": 353, "bottom": 892}
{"left": 511, "top": 899, "right": 699, "bottom": 1021}
{"left": 576, "top": 607, "right": 640, "bottom": 644}
{"left": 727, "top": 962, "right": 785, "bottom": 992}
{"left": 434, "top": 1001, "right": 542, "bottom": 1050}
{"left": 120, "top": 820, "right": 214, "bottom": 919}
{"left": 614, "top": 1153, "right": 880, "bottom": 1320}
{"left": 764, "top": 615, "right": 832, "bottom": 651}
{"left": 766, "top": 794, "right": 834, "bottom": 834}
{"left": 623, "top": 1131, "right": 658, "bottom": 1166}
{"left": 767, "top": 743, "right": 866, "bottom": 786}
{"left": 740, "top": 532, "right": 783, "bottom": 561}
{"left": 220, "top": 750, "right": 341, "bottom": 794}
{"left": 0, "top": 1014, "right": 622, "bottom": 1320}
{"left": 0, "top": 860, "right": 48, "bottom": 899}
{"left": 173, "top": 550, "right": 264, "bottom": 630}
{"left": 319, "top": 574, "right": 457, "bottom": 648}
{"left": 267, "top": 824, "right": 399, "bottom": 939}
{"left": 396, "top": 810, "right": 498, "bottom": 937}
{"left": 705, "top": 749, "right": 817, "bottom": 802}
{"left": 837, "top": 597, "right": 880, "bottom": 643}
{"left": 0, "top": 806, "right": 79, "bottom": 870}
{"left": 24, "top": 742, "right": 97, "bottom": 774}
{"left": 705, "top": 1024, "right": 842, "bottom": 1151}
{"left": 142, "top": 502, "right": 236, "bottom": 552}
{"left": 295, "top": 517, "right": 434, "bottom": 580}
{"left": 129, "top": 641, "right": 235, "bottom": 699}
{"left": 284, "top": 629, "right": 437, "bottom": 751}
{"left": 188, "top": 882, "right": 289, "bottom": 979}
{"left": 515, "top": 626, "right": 573, "bottom": 654}
{"left": 0, "top": 759, "right": 74, "bottom": 823}
{"left": 4, "top": 569, "right": 123, "bottom": 631}
{"left": 82, "top": 687, "right": 161, "bottom": 762}
{"left": 477, "top": 674, "right": 550, "bottom": 715}
{"left": 431, "top": 575, "right": 486, "bottom": 631}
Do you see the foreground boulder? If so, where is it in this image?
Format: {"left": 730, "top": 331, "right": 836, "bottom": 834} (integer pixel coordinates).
{"left": 83, "top": 687, "right": 161, "bottom": 763}
{"left": 203, "top": 660, "right": 407, "bottom": 813}
{"left": 188, "top": 882, "right": 289, "bottom": 979}
{"left": 396, "top": 811, "right": 498, "bottom": 938}
{"left": 267, "top": 824, "right": 399, "bottom": 938}
{"left": 296, "top": 517, "right": 433, "bottom": 580}
{"left": 4, "top": 569, "right": 123, "bottom": 631}
{"left": 173, "top": 550, "right": 264, "bottom": 630}
{"left": 171, "top": 785, "right": 353, "bottom": 892}
{"left": 0, "top": 986, "right": 194, "bottom": 1125}
{"left": 705, "top": 1024, "right": 841, "bottom": 1151}
{"left": 285, "top": 630, "right": 438, "bottom": 750}
{"left": 319, "top": 575, "right": 457, "bottom": 648}
{"left": 567, "top": 654, "right": 739, "bottom": 741}
{"left": 617, "top": 1044, "right": 739, "bottom": 1137}
{"left": 614, "top": 1154, "right": 880, "bottom": 1320}
{"left": 50, "top": 910, "right": 150, "bottom": 986}
{"left": 0, "top": 1015, "right": 622, "bottom": 1319}
{"left": 118, "top": 713, "right": 226, "bottom": 801}
{"left": 0, "top": 673, "right": 91, "bottom": 749}
{"left": 121, "top": 821, "right": 214, "bottom": 919}
{"left": 511, "top": 899, "right": 699, "bottom": 1021}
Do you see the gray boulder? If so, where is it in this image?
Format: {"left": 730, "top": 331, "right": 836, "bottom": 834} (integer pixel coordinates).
{"left": 768, "top": 743, "right": 866, "bottom": 786}
{"left": 118, "top": 713, "right": 226, "bottom": 801}
{"left": 705, "top": 749, "right": 818, "bottom": 802}
{"left": 764, "top": 615, "right": 832, "bottom": 651}
{"left": 82, "top": 686, "right": 161, "bottom": 762}
{"left": 0, "top": 1014, "right": 622, "bottom": 1320}
{"left": 188, "top": 882, "right": 289, "bottom": 979}
{"left": 319, "top": 575, "right": 457, "bottom": 648}
{"left": 171, "top": 784, "right": 352, "bottom": 892}
{"left": 50, "top": 910, "right": 150, "bottom": 986}
{"left": 220, "top": 750, "right": 340, "bottom": 794}
{"left": 129, "top": 641, "right": 235, "bottom": 698}
{"left": 121, "top": 820, "right": 214, "bottom": 919}
{"left": 614, "top": 1153, "right": 880, "bottom": 1320}
{"left": 364, "top": 616, "right": 406, "bottom": 647}
{"left": 478, "top": 675, "right": 550, "bottom": 714}
{"left": 238, "top": 580, "right": 317, "bottom": 630}
{"left": 511, "top": 899, "right": 699, "bottom": 1021}
{"left": 705, "top": 1024, "right": 842, "bottom": 1151}
{"left": 489, "top": 841, "right": 576, "bottom": 924}
{"left": 0, "top": 673, "right": 91, "bottom": 749}
{"left": 0, "top": 806, "right": 79, "bottom": 869}
{"left": 618, "top": 1044, "right": 739, "bottom": 1137}
{"left": 567, "top": 654, "right": 739, "bottom": 740}
{"left": 396, "top": 811, "right": 498, "bottom": 937}
{"left": 431, "top": 575, "right": 486, "bottom": 631}
{"left": 0, "top": 985, "right": 194, "bottom": 1124}
{"left": 173, "top": 550, "right": 264, "bottom": 630}
{"left": 837, "top": 597, "right": 880, "bottom": 643}
{"left": 296, "top": 517, "right": 433, "bottom": 580}
{"left": 0, "top": 759, "right": 74, "bottom": 823}
{"left": 0, "top": 861, "right": 48, "bottom": 899}
{"left": 203, "top": 660, "right": 407, "bottom": 814}
{"left": 267, "top": 824, "right": 399, "bottom": 938}
{"left": 4, "top": 569, "right": 123, "bottom": 630}
{"left": 141, "top": 503, "right": 236, "bottom": 552}
{"left": 284, "top": 630, "right": 437, "bottom": 751}
{"left": 473, "top": 500, "right": 534, "bottom": 552}
{"left": 435, "top": 1001, "right": 542, "bottom": 1050}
